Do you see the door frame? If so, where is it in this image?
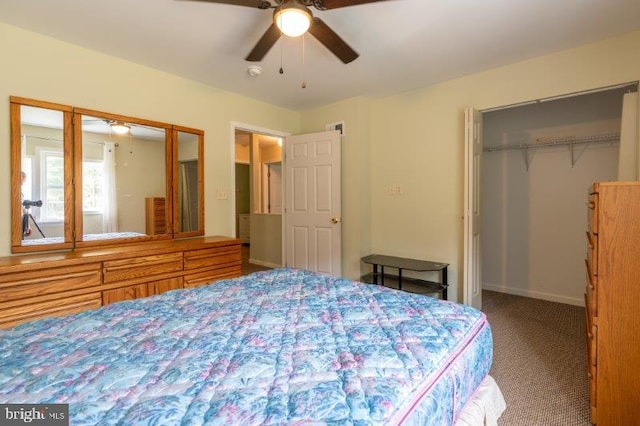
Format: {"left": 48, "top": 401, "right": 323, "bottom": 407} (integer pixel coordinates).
{"left": 230, "top": 122, "right": 289, "bottom": 265}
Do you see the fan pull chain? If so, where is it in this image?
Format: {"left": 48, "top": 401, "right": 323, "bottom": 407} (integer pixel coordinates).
{"left": 301, "top": 34, "right": 307, "bottom": 89}
{"left": 279, "top": 38, "right": 284, "bottom": 75}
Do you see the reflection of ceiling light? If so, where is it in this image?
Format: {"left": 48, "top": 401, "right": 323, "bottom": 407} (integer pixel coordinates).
{"left": 110, "top": 121, "right": 130, "bottom": 135}
{"left": 277, "top": 138, "right": 283, "bottom": 147}
{"left": 274, "top": 1, "right": 312, "bottom": 37}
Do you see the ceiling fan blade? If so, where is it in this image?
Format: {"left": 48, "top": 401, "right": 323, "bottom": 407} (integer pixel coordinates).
{"left": 318, "top": 0, "right": 389, "bottom": 10}
{"left": 177, "top": 0, "right": 271, "bottom": 9}
{"left": 308, "top": 18, "right": 358, "bottom": 64}
{"left": 245, "top": 23, "right": 281, "bottom": 62}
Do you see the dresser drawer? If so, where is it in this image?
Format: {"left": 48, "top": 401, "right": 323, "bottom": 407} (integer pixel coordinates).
{"left": 103, "top": 252, "right": 183, "bottom": 283}
{"left": 0, "top": 263, "right": 102, "bottom": 303}
{"left": 585, "top": 231, "right": 598, "bottom": 276}
{"left": 588, "top": 194, "right": 598, "bottom": 234}
{"left": 149, "top": 277, "right": 183, "bottom": 295}
{"left": 588, "top": 323, "right": 597, "bottom": 367}
{"left": 102, "top": 283, "right": 149, "bottom": 305}
{"left": 184, "top": 265, "right": 241, "bottom": 288}
{"left": 184, "top": 245, "right": 241, "bottom": 271}
{"left": 585, "top": 268, "right": 597, "bottom": 318}
{"left": 589, "top": 365, "right": 597, "bottom": 409}
{"left": 0, "top": 292, "right": 102, "bottom": 329}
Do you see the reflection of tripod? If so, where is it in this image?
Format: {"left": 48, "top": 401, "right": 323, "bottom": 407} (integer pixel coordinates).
{"left": 22, "top": 212, "right": 46, "bottom": 239}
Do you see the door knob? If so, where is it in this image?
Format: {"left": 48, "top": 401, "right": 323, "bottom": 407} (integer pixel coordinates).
{"left": 330, "top": 217, "right": 342, "bottom": 224}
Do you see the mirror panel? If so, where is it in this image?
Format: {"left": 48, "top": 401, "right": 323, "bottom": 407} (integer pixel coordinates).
{"left": 11, "top": 98, "right": 73, "bottom": 253}
{"left": 74, "top": 109, "right": 172, "bottom": 247}
{"left": 174, "top": 127, "right": 204, "bottom": 237}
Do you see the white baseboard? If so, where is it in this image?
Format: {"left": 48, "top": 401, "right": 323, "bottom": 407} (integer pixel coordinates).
{"left": 483, "top": 283, "right": 584, "bottom": 307}
{"left": 248, "top": 258, "right": 282, "bottom": 269}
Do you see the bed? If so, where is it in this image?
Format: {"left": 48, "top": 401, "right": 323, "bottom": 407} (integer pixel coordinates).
{"left": 22, "top": 232, "right": 147, "bottom": 245}
{"left": 0, "top": 268, "right": 505, "bottom": 425}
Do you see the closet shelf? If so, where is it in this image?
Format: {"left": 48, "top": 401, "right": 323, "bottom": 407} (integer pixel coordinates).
{"left": 483, "top": 132, "right": 620, "bottom": 153}
{"left": 483, "top": 132, "right": 620, "bottom": 170}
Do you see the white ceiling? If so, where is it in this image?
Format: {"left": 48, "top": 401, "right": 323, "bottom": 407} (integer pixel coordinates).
{"left": 1, "top": 0, "right": 639, "bottom": 111}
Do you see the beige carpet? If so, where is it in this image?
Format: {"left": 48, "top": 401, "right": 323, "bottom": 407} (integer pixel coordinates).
{"left": 483, "top": 290, "right": 590, "bottom": 425}
{"left": 241, "top": 244, "right": 272, "bottom": 275}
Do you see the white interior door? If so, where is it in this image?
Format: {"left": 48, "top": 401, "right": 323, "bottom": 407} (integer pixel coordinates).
{"left": 285, "top": 130, "right": 342, "bottom": 276}
{"left": 464, "top": 107, "right": 483, "bottom": 309}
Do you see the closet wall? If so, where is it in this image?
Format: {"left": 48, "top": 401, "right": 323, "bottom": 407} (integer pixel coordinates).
{"left": 481, "top": 88, "right": 630, "bottom": 305}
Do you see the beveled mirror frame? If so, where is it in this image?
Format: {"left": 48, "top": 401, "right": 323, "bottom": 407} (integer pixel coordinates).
{"left": 10, "top": 97, "right": 74, "bottom": 253}
{"left": 9, "top": 96, "right": 204, "bottom": 254}
{"left": 173, "top": 126, "right": 204, "bottom": 239}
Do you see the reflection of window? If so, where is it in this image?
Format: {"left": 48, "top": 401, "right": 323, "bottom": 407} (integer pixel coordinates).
{"left": 83, "top": 161, "right": 104, "bottom": 212}
{"left": 40, "top": 150, "right": 64, "bottom": 222}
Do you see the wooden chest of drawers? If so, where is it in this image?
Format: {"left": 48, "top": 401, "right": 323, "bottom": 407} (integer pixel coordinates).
{"left": 145, "top": 197, "right": 167, "bottom": 235}
{"left": 0, "top": 236, "right": 241, "bottom": 328}
{"left": 585, "top": 182, "right": 640, "bottom": 425}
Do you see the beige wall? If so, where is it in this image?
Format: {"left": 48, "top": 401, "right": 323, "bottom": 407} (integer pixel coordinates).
{"left": 0, "top": 22, "right": 300, "bottom": 256}
{"left": 114, "top": 138, "right": 166, "bottom": 233}
{"left": 250, "top": 214, "right": 282, "bottom": 267}
{"left": 178, "top": 136, "right": 198, "bottom": 162}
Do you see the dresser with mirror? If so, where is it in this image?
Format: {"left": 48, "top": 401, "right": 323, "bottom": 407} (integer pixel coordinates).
{"left": 3, "top": 96, "right": 241, "bottom": 322}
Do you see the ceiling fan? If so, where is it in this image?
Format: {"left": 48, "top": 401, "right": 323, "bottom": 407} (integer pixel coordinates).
{"left": 183, "top": 0, "right": 390, "bottom": 64}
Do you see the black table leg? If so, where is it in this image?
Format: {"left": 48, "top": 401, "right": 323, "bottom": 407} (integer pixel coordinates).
{"left": 442, "top": 267, "right": 448, "bottom": 300}
{"left": 373, "top": 264, "right": 378, "bottom": 284}
{"left": 381, "top": 266, "right": 385, "bottom": 286}
{"left": 398, "top": 268, "right": 403, "bottom": 291}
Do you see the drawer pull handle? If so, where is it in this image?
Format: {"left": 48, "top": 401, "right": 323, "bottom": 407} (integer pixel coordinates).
{"left": 588, "top": 201, "right": 596, "bottom": 209}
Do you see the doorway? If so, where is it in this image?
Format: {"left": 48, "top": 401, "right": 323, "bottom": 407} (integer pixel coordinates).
{"left": 233, "top": 126, "right": 286, "bottom": 270}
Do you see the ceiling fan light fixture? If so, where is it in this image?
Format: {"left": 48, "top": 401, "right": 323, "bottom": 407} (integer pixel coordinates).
{"left": 274, "top": 2, "right": 312, "bottom": 38}
{"left": 110, "top": 121, "right": 131, "bottom": 135}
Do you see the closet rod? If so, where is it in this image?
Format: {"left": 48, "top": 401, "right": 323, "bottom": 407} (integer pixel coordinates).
{"left": 483, "top": 132, "right": 619, "bottom": 153}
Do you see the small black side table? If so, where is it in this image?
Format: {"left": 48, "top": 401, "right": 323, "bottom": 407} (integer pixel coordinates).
{"left": 361, "top": 254, "right": 449, "bottom": 300}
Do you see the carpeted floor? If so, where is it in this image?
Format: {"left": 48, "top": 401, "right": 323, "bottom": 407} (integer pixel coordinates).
{"left": 483, "top": 290, "right": 590, "bottom": 425}
{"left": 241, "top": 244, "right": 272, "bottom": 275}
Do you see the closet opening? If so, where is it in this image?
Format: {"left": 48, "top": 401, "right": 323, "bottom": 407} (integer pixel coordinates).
{"left": 480, "top": 82, "right": 638, "bottom": 306}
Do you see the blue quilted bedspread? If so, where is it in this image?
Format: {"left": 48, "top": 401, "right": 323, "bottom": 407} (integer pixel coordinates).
{"left": 0, "top": 268, "right": 493, "bottom": 425}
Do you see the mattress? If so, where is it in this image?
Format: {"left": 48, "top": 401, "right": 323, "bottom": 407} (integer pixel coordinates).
{"left": 0, "top": 268, "right": 495, "bottom": 425}
{"left": 22, "top": 232, "right": 146, "bottom": 245}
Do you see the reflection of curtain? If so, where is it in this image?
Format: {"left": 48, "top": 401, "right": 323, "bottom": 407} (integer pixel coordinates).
{"left": 102, "top": 142, "right": 118, "bottom": 233}
{"left": 179, "top": 162, "right": 191, "bottom": 231}
{"left": 618, "top": 92, "right": 638, "bottom": 181}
